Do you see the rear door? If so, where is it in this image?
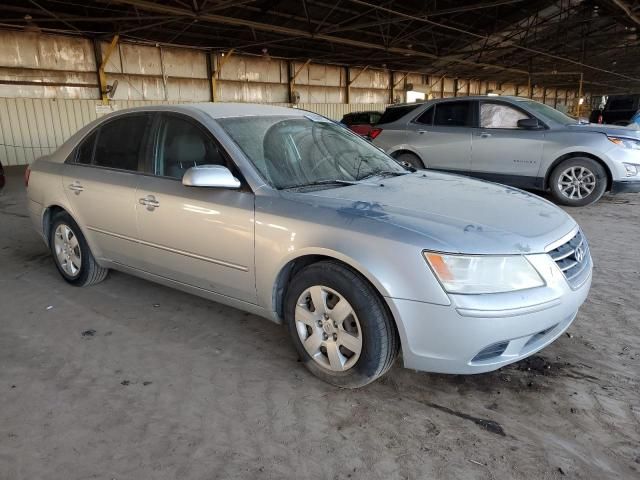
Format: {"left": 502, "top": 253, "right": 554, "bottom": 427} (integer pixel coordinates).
{"left": 470, "top": 100, "right": 545, "bottom": 185}
{"left": 135, "top": 112, "right": 257, "bottom": 303}
{"left": 405, "top": 100, "right": 473, "bottom": 172}
{"left": 62, "top": 113, "right": 152, "bottom": 267}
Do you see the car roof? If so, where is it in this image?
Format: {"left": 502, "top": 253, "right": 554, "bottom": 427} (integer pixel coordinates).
{"left": 107, "top": 102, "right": 312, "bottom": 119}
{"left": 386, "top": 95, "right": 528, "bottom": 109}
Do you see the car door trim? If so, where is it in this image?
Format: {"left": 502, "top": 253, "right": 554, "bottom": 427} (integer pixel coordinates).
{"left": 86, "top": 226, "right": 249, "bottom": 272}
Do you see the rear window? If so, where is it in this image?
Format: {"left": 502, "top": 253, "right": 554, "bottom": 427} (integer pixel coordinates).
{"left": 434, "top": 101, "right": 473, "bottom": 127}
{"left": 378, "top": 104, "right": 420, "bottom": 124}
{"left": 607, "top": 96, "right": 637, "bottom": 111}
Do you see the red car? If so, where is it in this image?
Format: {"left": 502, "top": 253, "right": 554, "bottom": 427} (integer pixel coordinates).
{"left": 340, "top": 111, "right": 382, "bottom": 137}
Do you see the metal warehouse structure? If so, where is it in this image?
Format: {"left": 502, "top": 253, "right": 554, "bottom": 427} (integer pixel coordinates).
{"left": 0, "top": 0, "right": 639, "bottom": 166}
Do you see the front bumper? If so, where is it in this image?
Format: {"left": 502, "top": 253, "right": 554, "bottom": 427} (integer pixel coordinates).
{"left": 386, "top": 252, "right": 592, "bottom": 374}
{"left": 611, "top": 179, "right": 640, "bottom": 194}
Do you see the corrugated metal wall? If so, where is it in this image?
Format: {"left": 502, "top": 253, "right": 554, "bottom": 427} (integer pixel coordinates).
{"left": 0, "top": 97, "right": 388, "bottom": 165}
{"left": 0, "top": 30, "right": 584, "bottom": 165}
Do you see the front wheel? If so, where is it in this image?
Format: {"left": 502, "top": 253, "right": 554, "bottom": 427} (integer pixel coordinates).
{"left": 284, "top": 261, "right": 399, "bottom": 388}
{"left": 549, "top": 157, "right": 607, "bottom": 206}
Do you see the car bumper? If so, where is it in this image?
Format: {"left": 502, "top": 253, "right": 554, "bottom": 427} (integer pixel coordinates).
{"left": 386, "top": 253, "right": 592, "bottom": 374}
{"left": 611, "top": 179, "right": 640, "bottom": 194}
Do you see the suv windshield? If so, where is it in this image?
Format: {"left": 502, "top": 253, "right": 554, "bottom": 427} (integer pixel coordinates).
{"left": 518, "top": 99, "right": 576, "bottom": 125}
{"left": 217, "top": 115, "right": 406, "bottom": 189}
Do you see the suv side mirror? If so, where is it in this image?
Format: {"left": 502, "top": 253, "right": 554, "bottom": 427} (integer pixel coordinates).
{"left": 517, "top": 118, "right": 541, "bottom": 129}
{"left": 182, "top": 165, "right": 241, "bottom": 189}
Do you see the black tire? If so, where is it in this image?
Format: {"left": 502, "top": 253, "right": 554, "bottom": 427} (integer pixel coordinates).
{"left": 49, "top": 211, "right": 109, "bottom": 286}
{"left": 284, "top": 261, "right": 399, "bottom": 388}
{"left": 395, "top": 152, "right": 425, "bottom": 170}
{"left": 549, "top": 157, "right": 607, "bottom": 207}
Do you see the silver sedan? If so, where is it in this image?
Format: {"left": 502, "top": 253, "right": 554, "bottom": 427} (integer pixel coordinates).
{"left": 26, "top": 103, "right": 592, "bottom": 387}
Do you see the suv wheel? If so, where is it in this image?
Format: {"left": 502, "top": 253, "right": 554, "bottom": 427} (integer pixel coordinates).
{"left": 549, "top": 157, "right": 607, "bottom": 206}
{"left": 284, "top": 261, "right": 399, "bottom": 388}
{"left": 50, "top": 211, "right": 109, "bottom": 286}
{"left": 395, "top": 152, "right": 425, "bottom": 170}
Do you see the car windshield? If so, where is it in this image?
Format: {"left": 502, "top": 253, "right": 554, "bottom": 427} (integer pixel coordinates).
{"left": 518, "top": 99, "right": 577, "bottom": 125}
{"left": 217, "top": 115, "right": 406, "bottom": 189}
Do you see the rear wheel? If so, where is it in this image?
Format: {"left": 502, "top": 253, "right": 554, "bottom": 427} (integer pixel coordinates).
{"left": 50, "top": 211, "right": 108, "bottom": 286}
{"left": 395, "top": 152, "right": 425, "bottom": 170}
{"left": 284, "top": 261, "right": 399, "bottom": 388}
{"left": 549, "top": 157, "right": 607, "bottom": 206}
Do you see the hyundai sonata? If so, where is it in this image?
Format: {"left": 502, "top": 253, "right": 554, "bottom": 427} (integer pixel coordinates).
{"left": 26, "top": 103, "right": 592, "bottom": 387}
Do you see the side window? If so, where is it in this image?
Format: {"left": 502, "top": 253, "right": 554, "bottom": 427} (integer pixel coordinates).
{"left": 94, "top": 115, "right": 148, "bottom": 171}
{"left": 75, "top": 131, "right": 97, "bottom": 164}
{"left": 434, "top": 101, "right": 472, "bottom": 127}
{"left": 156, "top": 115, "right": 225, "bottom": 179}
{"left": 415, "top": 107, "right": 434, "bottom": 125}
{"left": 480, "top": 103, "right": 529, "bottom": 129}
{"left": 370, "top": 112, "right": 381, "bottom": 124}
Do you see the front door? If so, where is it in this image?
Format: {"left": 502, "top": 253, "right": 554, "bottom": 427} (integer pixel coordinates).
{"left": 470, "top": 100, "right": 545, "bottom": 186}
{"left": 135, "top": 113, "right": 257, "bottom": 303}
{"left": 62, "top": 113, "right": 152, "bottom": 267}
{"left": 406, "top": 100, "right": 473, "bottom": 172}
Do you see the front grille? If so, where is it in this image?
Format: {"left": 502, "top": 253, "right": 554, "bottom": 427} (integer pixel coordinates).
{"left": 548, "top": 230, "right": 591, "bottom": 289}
{"left": 524, "top": 324, "right": 558, "bottom": 348}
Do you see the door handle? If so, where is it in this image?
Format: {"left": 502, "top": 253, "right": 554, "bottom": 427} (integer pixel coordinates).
{"left": 418, "top": 130, "right": 428, "bottom": 134}
{"left": 139, "top": 195, "right": 160, "bottom": 210}
{"left": 478, "top": 132, "right": 492, "bottom": 138}
{"left": 68, "top": 182, "right": 84, "bottom": 194}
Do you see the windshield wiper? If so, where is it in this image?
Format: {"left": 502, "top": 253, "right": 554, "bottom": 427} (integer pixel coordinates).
{"left": 357, "top": 170, "right": 409, "bottom": 181}
{"left": 281, "top": 179, "right": 358, "bottom": 190}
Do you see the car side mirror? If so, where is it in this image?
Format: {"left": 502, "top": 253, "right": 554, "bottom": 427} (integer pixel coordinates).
{"left": 182, "top": 165, "right": 241, "bottom": 189}
{"left": 517, "top": 118, "right": 541, "bottom": 129}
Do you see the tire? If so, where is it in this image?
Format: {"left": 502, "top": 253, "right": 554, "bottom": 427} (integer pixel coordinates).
{"left": 284, "top": 261, "right": 399, "bottom": 388}
{"left": 549, "top": 157, "right": 607, "bottom": 207}
{"left": 395, "top": 152, "right": 425, "bottom": 170}
{"left": 49, "top": 211, "right": 109, "bottom": 286}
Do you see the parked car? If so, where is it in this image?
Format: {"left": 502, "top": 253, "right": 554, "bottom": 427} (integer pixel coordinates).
{"left": 340, "top": 111, "right": 382, "bottom": 136}
{"left": 589, "top": 94, "right": 640, "bottom": 125}
{"left": 372, "top": 96, "right": 640, "bottom": 206}
{"left": 26, "top": 103, "right": 591, "bottom": 387}
{"left": 0, "top": 159, "right": 5, "bottom": 191}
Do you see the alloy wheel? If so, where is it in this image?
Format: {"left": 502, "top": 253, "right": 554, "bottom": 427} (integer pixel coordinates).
{"left": 295, "top": 285, "right": 362, "bottom": 372}
{"left": 53, "top": 223, "right": 82, "bottom": 277}
{"left": 557, "top": 166, "right": 596, "bottom": 200}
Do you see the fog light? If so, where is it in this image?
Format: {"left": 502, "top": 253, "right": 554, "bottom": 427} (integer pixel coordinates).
{"left": 623, "top": 163, "right": 639, "bottom": 177}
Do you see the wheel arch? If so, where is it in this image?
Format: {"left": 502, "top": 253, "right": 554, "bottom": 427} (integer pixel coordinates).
{"left": 544, "top": 152, "right": 613, "bottom": 191}
{"left": 42, "top": 204, "right": 68, "bottom": 247}
{"left": 272, "top": 254, "right": 400, "bottom": 343}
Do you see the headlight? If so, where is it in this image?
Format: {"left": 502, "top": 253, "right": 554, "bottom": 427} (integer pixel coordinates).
{"left": 423, "top": 252, "right": 545, "bottom": 294}
{"left": 608, "top": 136, "right": 640, "bottom": 150}
{"left": 623, "top": 163, "right": 639, "bottom": 177}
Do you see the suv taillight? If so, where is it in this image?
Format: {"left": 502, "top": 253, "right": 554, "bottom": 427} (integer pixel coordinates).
{"left": 24, "top": 165, "right": 31, "bottom": 188}
{"left": 368, "top": 128, "right": 383, "bottom": 140}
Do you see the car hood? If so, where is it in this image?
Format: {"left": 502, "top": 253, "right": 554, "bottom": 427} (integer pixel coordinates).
{"left": 288, "top": 172, "right": 576, "bottom": 255}
{"left": 565, "top": 123, "right": 640, "bottom": 137}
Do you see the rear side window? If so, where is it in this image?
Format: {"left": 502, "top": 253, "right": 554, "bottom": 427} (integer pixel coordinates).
{"left": 434, "top": 101, "right": 473, "bottom": 127}
{"left": 94, "top": 115, "right": 149, "bottom": 171}
{"left": 480, "top": 103, "right": 529, "bottom": 129}
{"left": 75, "top": 131, "right": 97, "bottom": 164}
{"left": 378, "top": 104, "right": 420, "bottom": 124}
{"left": 415, "top": 107, "right": 434, "bottom": 125}
{"left": 370, "top": 112, "right": 382, "bottom": 124}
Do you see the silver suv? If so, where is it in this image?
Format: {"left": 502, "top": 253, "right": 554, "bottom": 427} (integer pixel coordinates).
{"left": 372, "top": 96, "right": 640, "bottom": 206}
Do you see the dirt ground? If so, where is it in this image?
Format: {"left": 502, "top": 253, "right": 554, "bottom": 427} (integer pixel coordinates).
{"left": 0, "top": 168, "right": 638, "bottom": 480}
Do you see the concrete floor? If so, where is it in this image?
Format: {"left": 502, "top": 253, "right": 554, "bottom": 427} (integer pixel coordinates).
{"left": 0, "top": 169, "right": 639, "bottom": 480}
